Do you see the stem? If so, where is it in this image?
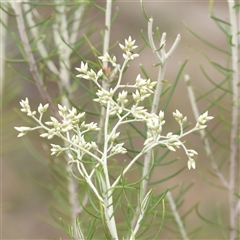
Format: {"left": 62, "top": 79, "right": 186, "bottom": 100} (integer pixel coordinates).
{"left": 227, "top": 1, "right": 239, "bottom": 239}
{"left": 101, "top": 102, "right": 118, "bottom": 239}
{"left": 94, "top": 1, "right": 118, "bottom": 238}
{"left": 142, "top": 18, "right": 166, "bottom": 199}
{"left": 97, "top": 0, "right": 112, "bottom": 145}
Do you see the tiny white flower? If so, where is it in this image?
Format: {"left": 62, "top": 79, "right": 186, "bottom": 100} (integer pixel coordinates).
{"left": 117, "top": 90, "right": 128, "bottom": 105}
{"left": 19, "top": 98, "right": 30, "bottom": 112}
{"left": 38, "top": 103, "right": 49, "bottom": 114}
{"left": 50, "top": 144, "right": 62, "bottom": 156}
{"left": 197, "top": 111, "right": 214, "bottom": 125}
{"left": 158, "top": 111, "right": 164, "bottom": 121}
{"left": 97, "top": 69, "right": 103, "bottom": 78}
{"left": 132, "top": 90, "right": 141, "bottom": 102}
{"left": 14, "top": 126, "right": 32, "bottom": 137}
{"left": 27, "top": 110, "right": 36, "bottom": 117}
{"left": 98, "top": 53, "right": 112, "bottom": 62}
{"left": 75, "top": 61, "right": 88, "bottom": 73}
{"left": 173, "top": 109, "right": 183, "bottom": 122}
{"left": 166, "top": 145, "right": 176, "bottom": 152}
{"left": 110, "top": 143, "right": 127, "bottom": 155}
{"left": 187, "top": 158, "right": 196, "bottom": 170}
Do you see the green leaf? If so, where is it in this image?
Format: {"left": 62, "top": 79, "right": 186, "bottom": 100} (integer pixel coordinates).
{"left": 211, "top": 14, "right": 230, "bottom": 26}
{"left": 198, "top": 170, "right": 227, "bottom": 190}
{"left": 89, "top": 0, "right": 106, "bottom": 12}
{"left": 153, "top": 199, "right": 165, "bottom": 240}
{"left": 199, "top": 65, "right": 232, "bottom": 94}
{"left": 8, "top": 65, "right": 35, "bottom": 82}
{"left": 162, "top": 59, "right": 188, "bottom": 111}
{"left": 210, "top": 13, "right": 231, "bottom": 37}
{"left": 140, "top": 0, "right": 150, "bottom": 22}
{"left": 195, "top": 204, "right": 226, "bottom": 228}
{"left": 111, "top": 6, "right": 119, "bottom": 23}
{"left": 149, "top": 166, "right": 186, "bottom": 185}
{"left": 141, "top": 29, "right": 151, "bottom": 48}
{"left": 184, "top": 22, "right": 231, "bottom": 56}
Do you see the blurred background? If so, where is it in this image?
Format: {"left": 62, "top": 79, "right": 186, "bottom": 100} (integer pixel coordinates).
{"left": 2, "top": 0, "right": 231, "bottom": 239}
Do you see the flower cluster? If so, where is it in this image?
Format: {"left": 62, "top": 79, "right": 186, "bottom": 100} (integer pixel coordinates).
{"left": 119, "top": 36, "right": 139, "bottom": 61}
{"left": 15, "top": 36, "right": 214, "bottom": 172}
{"left": 76, "top": 62, "right": 103, "bottom": 83}
{"left": 41, "top": 105, "right": 85, "bottom": 139}
{"left": 132, "top": 74, "right": 157, "bottom": 103}
{"left": 196, "top": 111, "right": 214, "bottom": 130}
{"left": 19, "top": 98, "right": 37, "bottom": 116}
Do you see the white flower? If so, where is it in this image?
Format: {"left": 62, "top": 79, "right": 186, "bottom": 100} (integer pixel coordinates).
{"left": 173, "top": 109, "right": 187, "bottom": 124}
{"left": 40, "top": 129, "right": 56, "bottom": 139}
{"left": 98, "top": 53, "right": 112, "bottom": 62}
{"left": 50, "top": 144, "right": 62, "bottom": 156}
{"left": 82, "top": 122, "right": 100, "bottom": 131}
{"left": 110, "top": 143, "right": 127, "bottom": 155}
{"left": 97, "top": 69, "right": 103, "bottom": 78}
{"left": 158, "top": 111, "right": 164, "bottom": 121}
{"left": 187, "top": 149, "right": 198, "bottom": 158}
{"left": 188, "top": 158, "right": 196, "bottom": 170}
{"left": 75, "top": 61, "right": 88, "bottom": 74}
{"left": 173, "top": 109, "right": 183, "bottom": 121}
{"left": 94, "top": 88, "right": 114, "bottom": 105}
{"left": 110, "top": 132, "right": 120, "bottom": 142}
{"left": 19, "top": 98, "right": 36, "bottom": 116}
{"left": 19, "top": 98, "right": 30, "bottom": 112}
{"left": 117, "top": 90, "right": 128, "bottom": 105}
{"left": 58, "top": 104, "right": 68, "bottom": 117}
{"left": 197, "top": 111, "right": 214, "bottom": 125}
{"left": 119, "top": 36, "right": 138, "bottom": 52}
{"left": 196, "top": 111, "right": 214, "bottom": 130}
{"left": 14, "top": 126, "right": 32, "bottom": 137}
{"left": 99, "top": 53, "right": 117, "bottom": 67}
{"left": 144, "top": 132, "right": 154, "bottom": 145}
{"left": 123, "top": 51, "right": 139, "bottom": 61}
{"left": 38, "top": 103, "right": 49, "bottom": 114}
{"left": 131, "top": 105, "right": 148, "bottom": 119}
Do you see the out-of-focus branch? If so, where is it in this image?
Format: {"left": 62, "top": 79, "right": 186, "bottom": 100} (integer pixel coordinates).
{"left": 184, "top": 74, "right": 229, "bottom": 189}
{"left": 167, "top": 191, "right": 189, "bottom": 240}
{"left": 22, "top": 1, "right": 59, "bottom": 75}
{"left": 52, "top": 1, "right": 87, "bottom": 237}
{"left": 10, "top": 2, "right": 58, "bottom": 118}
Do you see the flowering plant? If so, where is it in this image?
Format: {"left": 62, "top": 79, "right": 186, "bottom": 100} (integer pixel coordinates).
{"left": 15, "top": 37, "right": 213, "bottom": 239}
